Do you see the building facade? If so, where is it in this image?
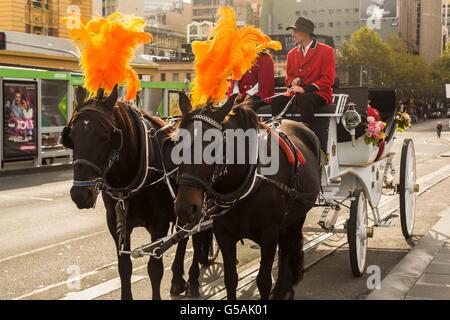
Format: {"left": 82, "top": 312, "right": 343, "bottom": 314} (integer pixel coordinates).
{"left": 144, "top": 26, "right": 187, "bottom": 58}
{"left": 399, "top": 0, "right": 447, "bottom": 63}
{"left": 192, "top": 0, "right": 233, "bottom": 23}
{"left": 261, "top": 0, "right": 446, "bottom": 63}
{"left": 0, "top": 0, "right": 92, "bottom": 38}
{"left": 145, "top": 1, "right": 193, "bottom": 34}
{"left": 261, "top": 0, "right": 399, "bottom": 49}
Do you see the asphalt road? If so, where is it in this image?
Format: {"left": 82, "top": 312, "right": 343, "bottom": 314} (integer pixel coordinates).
{"left": 0, "top": 119, "right": 449, "bottom": 300}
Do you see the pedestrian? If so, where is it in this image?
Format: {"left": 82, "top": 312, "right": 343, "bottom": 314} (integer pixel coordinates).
{"left": 436, "top": 122, "right": 443, "bottom": 139}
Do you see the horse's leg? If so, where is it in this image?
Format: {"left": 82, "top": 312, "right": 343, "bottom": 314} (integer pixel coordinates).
{"left": 215, "top": 224, "right": 238, "bottom": 300}
{"left": 170, "top": 237, "right": 189, "bottom": 296}
{"left": 107, "top": 211, "right": 133, "bottom": 300}
{"left": 256, "top": 233, "right": 278, "bottom": 300}
{"left": 185, "top": 233, "right": 202, "bottom": 297}
{"left": 147, "top": 227, "right": 168, "bottom": 300}
{"left": 272, "top": 219, "right": 303, "bottom": 300}
{"left": 272, "top": 227, "right": 292, "bottom": 299}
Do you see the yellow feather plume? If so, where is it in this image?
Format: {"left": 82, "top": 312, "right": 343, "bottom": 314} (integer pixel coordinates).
{"left": 191, "top": 6, "right": 282, "bottom": 108}
{"left": 62, "top": 13, "right": 152, "bottom": 101}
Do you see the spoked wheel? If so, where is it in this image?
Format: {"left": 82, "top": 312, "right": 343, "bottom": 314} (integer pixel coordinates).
{"left": 347, "top": 189, "right": 368, "bottom": 277}
{"left": 399, "top": 139, "right": 417, "bottom": 239}
{"left": 199, "top": 233, "right": 220, "bottom": 267}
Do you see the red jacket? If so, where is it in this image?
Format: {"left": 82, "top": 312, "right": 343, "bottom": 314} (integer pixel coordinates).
{"left": 228, "top": 53, "right": 275, "bottom": 102}
{"left": 285, "top": 40, "right": 335, "bottom": 104}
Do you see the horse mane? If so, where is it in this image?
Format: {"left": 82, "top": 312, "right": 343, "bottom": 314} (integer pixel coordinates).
{"left": 226, "top": 103, "right": 259, "bottom": 130}
{"left": 178, "top": 103, "right": 259, "bottom": 131}
{"left": 114, "top": 102, "right": 138, "bottom": 140}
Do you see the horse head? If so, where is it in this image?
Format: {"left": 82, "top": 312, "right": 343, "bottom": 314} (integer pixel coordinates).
{"left": 174, "top": 95, "right": 259, "bottom": 224}
{"left": 63, "top": 85, "right": 121, "bottom": 209}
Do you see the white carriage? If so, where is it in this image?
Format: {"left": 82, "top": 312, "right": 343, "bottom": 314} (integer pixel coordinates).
{"left": 296, "top": 88, "right": 419, "bottom": 276}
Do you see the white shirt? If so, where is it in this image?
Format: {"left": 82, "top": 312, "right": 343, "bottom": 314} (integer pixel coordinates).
{"left": 301, "top": 39, "right": 314, "bottom": 56}
{"left": 232, "top": 80, "right": 259, "bottom": 96}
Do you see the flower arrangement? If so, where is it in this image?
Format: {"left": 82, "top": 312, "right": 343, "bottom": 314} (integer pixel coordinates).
{"left": 395, "top": 112, "right": 412, "bottom": 133}
{"left": 365, "top": 116, "right": 386, "bottom": 145}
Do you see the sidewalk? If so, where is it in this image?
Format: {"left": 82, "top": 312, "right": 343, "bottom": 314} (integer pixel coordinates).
{"left": 367, "top": 208, "right": 450, "bottom": 300}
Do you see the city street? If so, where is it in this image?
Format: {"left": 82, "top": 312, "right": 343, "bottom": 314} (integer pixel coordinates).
{"left": 0, "top": 118, "right": 449, "bottom": 300}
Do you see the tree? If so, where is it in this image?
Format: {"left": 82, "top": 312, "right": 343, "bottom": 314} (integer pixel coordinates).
{"left": 429, "top": 44, "right": 450, "bottom": 99}
{"left": 384, "top": 35, "right": 431, "bottom": 99}
{"left": 337, "top": 27, "right": 393, "bottom": 87}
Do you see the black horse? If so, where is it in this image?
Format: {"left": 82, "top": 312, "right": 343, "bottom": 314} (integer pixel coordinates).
{"left": 65, "top": 86, "right": 212, "bottom": 299}
{"left": 174, "top": 97, "right": 321, "bottom": 299}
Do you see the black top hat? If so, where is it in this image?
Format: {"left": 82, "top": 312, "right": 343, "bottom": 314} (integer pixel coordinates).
{"left": 286, "top": 17, "right": 315, "bottom": 36}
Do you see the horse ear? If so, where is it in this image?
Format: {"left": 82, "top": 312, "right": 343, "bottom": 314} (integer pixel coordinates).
{"left": 75, "top": 86, "right": 87, "bottom": 105}
{"left": 212, "top": 94, "right": 238, "bottom": 121}
{"left": 105, "top": 85, "right": 118, "bottom": 109}
{"left": 178, "top": 91, "right": 192, "bottom": 116}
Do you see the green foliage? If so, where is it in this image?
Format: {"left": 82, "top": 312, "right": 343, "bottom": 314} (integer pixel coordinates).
{"left": 337, "top": 27, "right": 450, "bottom": 100}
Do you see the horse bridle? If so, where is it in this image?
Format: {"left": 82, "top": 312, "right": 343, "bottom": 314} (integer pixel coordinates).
{"left": 177, "top": 112, "right": 260, "bottom": 213}
{"left": 62, "top": 104, "right": 123, "bottom": 191}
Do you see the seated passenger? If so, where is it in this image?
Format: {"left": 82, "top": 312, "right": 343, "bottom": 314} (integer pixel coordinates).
{"left": 227, "top": 51, "right": 275, "bottom": 109}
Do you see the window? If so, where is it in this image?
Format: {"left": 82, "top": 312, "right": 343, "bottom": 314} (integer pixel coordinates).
{"left": 302, "top": 10, "right": 308, "bottom": 16}
{"left": 295, "top": 11, "right": 301, "bottom": 16}
{"left": 336, "top": 22, "right": 341, "bottom": 26}
{"left": 329, "top": 22, "right": 334, "bottom": 27}
{"left": 189, "top": 25, "right": 198, "bottom": 35}
{"left": 319, "top": 22, "right": 324, "bottom": 28}
{"left": 160, "top": 73, "right": 166, "bottom": 82}
{"left": 173, "top": 73, "right": 179, "bottom": 82}
{"left": 185, "top": 73, "right": 192, "bottom": 82}
{"left": 278, "top": 23, "right": 283, "bottom": 30}
{"left": 329, "top": 9, "right": 334, "bottom": 14}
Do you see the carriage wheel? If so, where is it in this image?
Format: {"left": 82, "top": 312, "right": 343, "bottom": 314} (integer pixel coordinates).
{"left": 347, "top": 189, "right": 368, "bottom": 277}
{"left": 199, "top": 234, "right": 220, "bottom": 267}
{"left": 399, "top": 139, "right": 417, "bottom": 239}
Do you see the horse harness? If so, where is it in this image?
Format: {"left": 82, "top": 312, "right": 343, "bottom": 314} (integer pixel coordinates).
{"left": 177, "top": 111, "right": 317, "bottom": 225}
{"left": 63, "top": 103, "right": 178, "bottom": 252}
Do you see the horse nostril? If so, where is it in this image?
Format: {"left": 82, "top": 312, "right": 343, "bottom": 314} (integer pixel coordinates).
{"left": 188, "top": 204, "right": 200, "bottom": 221}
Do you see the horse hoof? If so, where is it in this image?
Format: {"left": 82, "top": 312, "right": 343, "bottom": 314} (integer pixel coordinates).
{"left": 170, "top": 279, "right": 187, "bottom": 296}
{"left": 271, "top": 289, "right": 294, "bottom": 300}
{"left": 185, "top": 283, "right": 200, "bottom": 298}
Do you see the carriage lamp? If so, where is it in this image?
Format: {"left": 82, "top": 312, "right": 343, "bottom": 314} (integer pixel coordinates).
{"left": 341, "top": 104, "right": 362, "bottom": 147}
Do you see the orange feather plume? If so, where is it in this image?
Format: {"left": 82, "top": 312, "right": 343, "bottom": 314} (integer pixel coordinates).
{"left": 191, "top": 6, "right": 282, "bottom": 108}
{"left": 62, "top": 13, "right": 152, "bottom": 101}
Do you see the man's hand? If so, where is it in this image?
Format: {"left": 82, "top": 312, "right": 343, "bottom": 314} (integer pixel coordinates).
{"left": 290, "top": 78, "right": 301, "bottom": 87}
{"left": 288, "top": 85, "right": 305, "bottom": 94}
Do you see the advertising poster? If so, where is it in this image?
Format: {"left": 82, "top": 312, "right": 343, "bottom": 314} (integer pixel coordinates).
{"left": 2, "top": 81, "right": 38, "bottom": 160}
{"left": 360, "top": 0, "right": 398, "bottom": 20}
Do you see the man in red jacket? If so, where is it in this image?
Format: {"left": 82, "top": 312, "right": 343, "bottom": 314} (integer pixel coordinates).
{"left": 285, "top": 17, "right": 336, "bottom": 151}
{"left": 228, "top": 51, "right": 275, "bottom": 108}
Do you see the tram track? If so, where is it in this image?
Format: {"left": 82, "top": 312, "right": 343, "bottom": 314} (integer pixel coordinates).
{"left": 202, "top": 163, "right": 450, "bottom": 300}
{"left": 6, "top": 161, "right": 450, "bottom": 300}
